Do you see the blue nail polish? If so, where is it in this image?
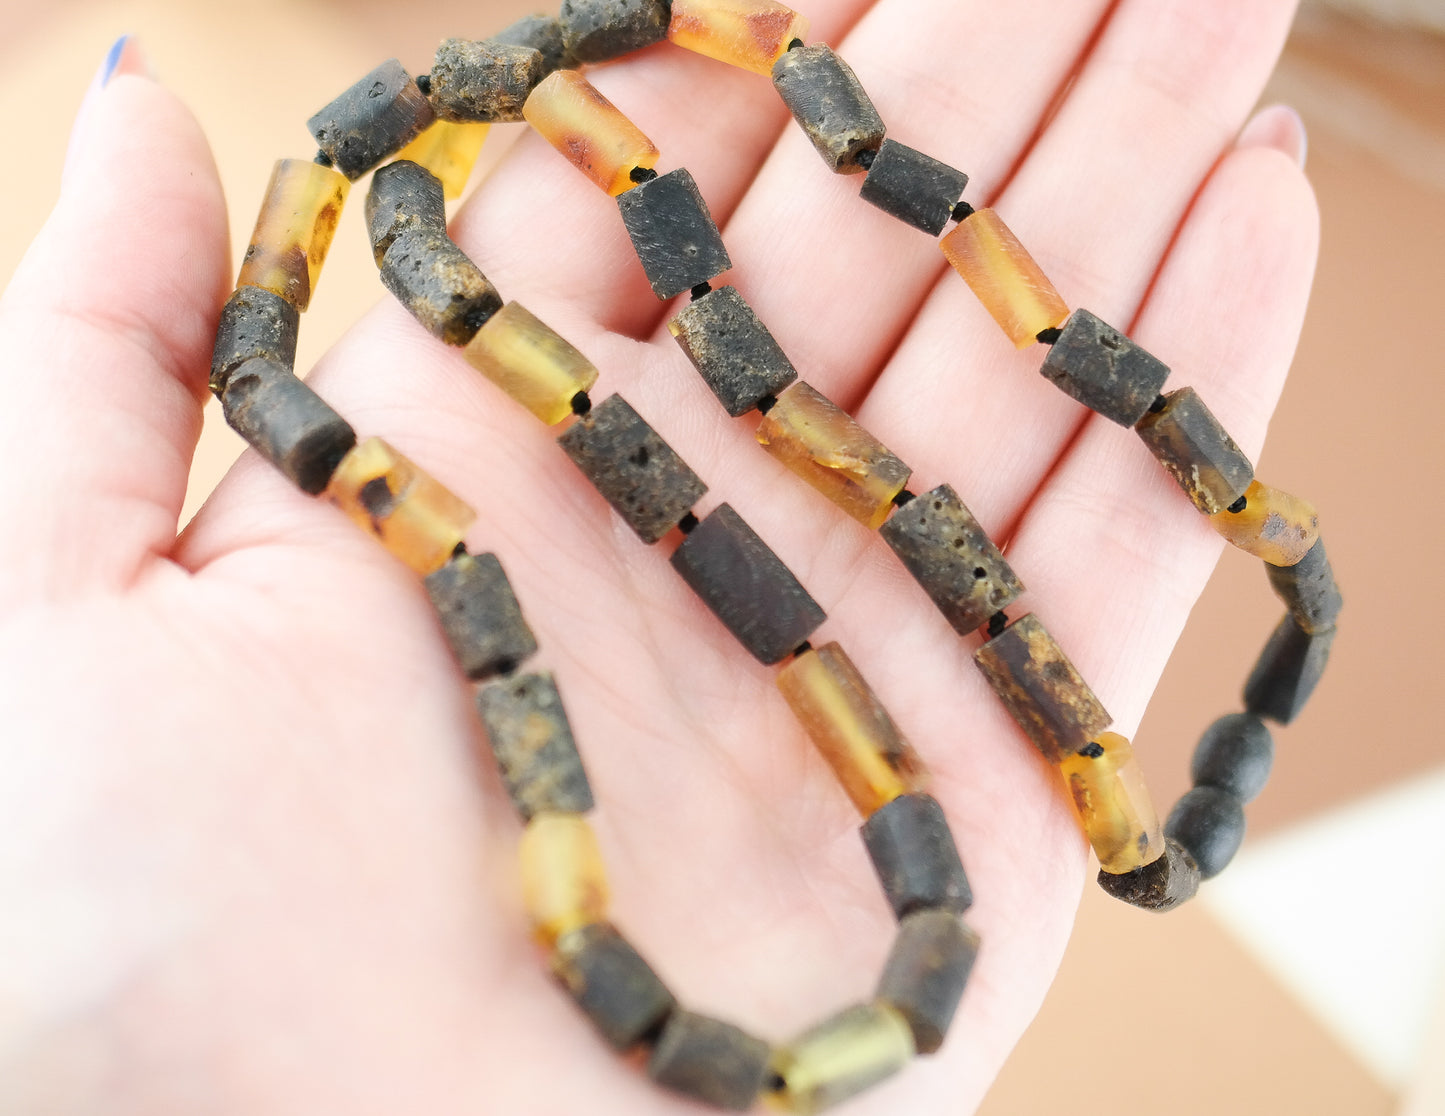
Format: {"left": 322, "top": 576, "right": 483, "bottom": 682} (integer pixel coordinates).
{"left": 100, "top": 35, "right": 129, "bottom": 87}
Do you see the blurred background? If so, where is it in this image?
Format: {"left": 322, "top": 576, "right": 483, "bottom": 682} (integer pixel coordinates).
{"left": 1, "top": 0, "right": 1441, "bottom": 1112}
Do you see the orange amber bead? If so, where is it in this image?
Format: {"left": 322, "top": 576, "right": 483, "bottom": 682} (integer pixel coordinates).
{"left": 519, "top": 812, "right": 610, "bottom": 946}
{"left": 325, "top": 437, "right": 476, "bottom": 576}
{"left": 1210, "top": 480, "right": 1320, "bottom": 567}
{"left": 668, "top": 0, "right": 810, "bottom": 76}
{"left": 394, "top": 120, "right": 491, "bottom": 199}
{"left": 940, "top": 208, "right": 1069, "bottom": 349}
{"left": 777, "top": 642, "right": 927, "bottom": 816}
{"left": 464, "top": 302, "right": 600, "bottom": 425}
{"left": 522, "top": 70, "right": 660, "bottom": 196}
{"left": 1060, "top": 732, "right": 1164, "bottom": 874}
{"left": 237, "top": 158, "right": 350, "bottom": 311}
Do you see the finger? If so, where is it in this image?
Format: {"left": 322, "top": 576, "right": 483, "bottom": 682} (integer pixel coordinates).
{"left": 0, "top": 38, "right": 229, "bottom": 601}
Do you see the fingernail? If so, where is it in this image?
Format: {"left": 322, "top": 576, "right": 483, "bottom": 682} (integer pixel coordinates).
{"left": 1238, "top": 103, "right": 1308, "bottom": 170}
{"left": 100, "top": 35, "right": 130, "bottom": 87}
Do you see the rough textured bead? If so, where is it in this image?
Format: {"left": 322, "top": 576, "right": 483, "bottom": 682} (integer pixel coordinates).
{"left": 522, "top": 69, "right": 660, "bottom": 196}
{"left": 1134, "top": 387, "right": 1254, "bottom": 515}
{"left": 1191, "top": 713, "right": 1274, "bottom": 803}
{"left": 1059, "top": 732, "right": 1164, "bottom": 875}
{"left": 940, "top": 208, "right": 1069, "bottom": 348}
{"left": 379, "top": 227, "right": 503, "bottom": 346}
{"left": 1095, "top": 836, "right": 1200, "bottom": 912}
{"left": 1244, "top": 614, "right": 1335, "bottom": 725}
{"left": 1266, "top": 538, "right": 1343, "bottom": 634}
{"left": 492, "top": 13, "right": 573, "bottom": 75}
{"left": 670, "top": 503, "right": 826, "bottom": 665}
{"left": 519, "top": 813, "right": 609, "bottom": 945}
{"left": 618, "top": 168, "right": 733, "bottom": 300}
{"left": 210, "top": 285, "right": 300, "bottom": 394}
{"left": 756, "top": 381, "right": 911, "bottom": 529}
{"left": 879, "top": 485, "right": 1024, "bottom": 636}
{"left": 1165, "top": 786, "right": 1246, "bottom": 881}
{"left": 237, "top": 158, "right": 349, "bottom": 311}
{"left": 463, "top": 301, "right": 600, "bottom": 425}
{"left": 769, "top": 1003, "right": 915, "bottom": 1115}
{"left": 428, "top": 38, "right": 544, "bottom": 123}
{"left": 771, "top": 44, "right": 885, "bottom": 174}
{"left": 1210, "top": 480, "right": 1320, "bottom": 566}
{"left": 668, "top": 0, "right": 810, "bottom": 76}
{"left": 974, "top": 613, "right": 1112, "bottom": 762}
{"left": 393, "top": 120, "right": 491, "bottom": 200}
{"left": 861, "top": 793, "right": 971, "bottom": 919}
{"left": 776, "top": 642, "right": 926, "bottom": 817}
{"left": 552, "top": 923, "right": 676, "bottom": 1051}
{"left": 858, "top": 139, "right": 969, "bottom": 236}
{"left": 477, "top": 671, "right": 595, "bottom": 821}
{"left": 648, "top": 1011, "right": 772, "bottom": 1110}
{"left": 1040, "top": 309, "right": 1171, "bottom": 426}
{"left": 875, "top": 909, "right": 979, "bottom": 1055}
{"left": 425, "top": 553, "right": 540, "bottom": 681}
{"left": 561, "top": 0, "right": 672, "bottom": 62}
{"left": 366, "top": 159, "right": 446, "bottom": 266}
{"left": 667, "top": 285, "right": 798, "bottom": 416}
{"left": 326, "top": 437, "right": 476, "bottom": 576}
{"left": 307, "top": 58, "right": 436, "bottom": 179}
{"left": 220, "top": 358, "right": 356, "bottom": 496}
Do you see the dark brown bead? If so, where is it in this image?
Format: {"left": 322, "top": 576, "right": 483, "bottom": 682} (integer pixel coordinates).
{"left": 879, "top": 484, "right": 1024, "bottom": 636}
{"left": 1190, "top": 712, "right": 1274, "bottom": 803}
{"left": 1266, "top": 538, "right": 1343, "bottom": 635}
{"left": 558, "top": 394, "right": 708, "bottom": 544}
{"left": 667, "top": 286, "right": 798, "bottom": 417}
{"left": 428, "top": 38, "right": 545, "bottom": 123}
{"left": 220, "top": 358, "right": 356, "bottom": 495}
{"left": 771, "top": 44, "right": 885, "bottom": 174}
{"left": 491, "top": 13, "right": 573, "bottom": 75}
{"left": 552, "top": 922, "right": 676, "bottom": 1051}
{"left": 1244, "top": 613, "right": 1335, "bottom": 725}
{"left": 1134, "top": 386, "right": 1254, "bottom": 514}
{"left": 647, "top": 1011, "right": 772, "bottom": 1111}
{"left": 875, "top": 909, "right": 979, "bottom": 1054}
{"left": 560, "top": 0, "right": 671, "bottom": 63}
{"left": 424, "top": 552, "right": 539, "bottom": 681}
{"left": 210, "top": 285, "right": 300, "bottom": 395}
{"left": 861, "top": 793, "right": 972, "bottom": 920}
{"left": 378, "top": 227, "right": 503, "bottom": 346}
{"left": 1041, "top": 309, "right": 1171, "bottom": 427}
{"left": 1095, "top": 837, "right": 1200, "bottom": 912}
{"left": 669, "top": 503, "right": 825, "bottom": 665}
{"left": 476, "top": 671, "right": 594, "bottom": 821}
{"left": 307, "top": 58, "right": 436, "bottom": 179}
{"left": 365, "top": 160, "right": 446, "bottom": 266}
{"left": 617, "top": 168, "right": 732, "bottom": 301}
{"left": 858, "top": 139, "right": 969, "bottom": 236}
{"left": 1165, "top": 786, "right": 1246, "bottom": 880}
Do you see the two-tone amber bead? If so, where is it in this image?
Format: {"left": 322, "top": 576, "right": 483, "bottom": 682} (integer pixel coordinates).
{"left": 941, "top": 208, "right": 1069, "bottom": 348}
{"left": 668, "top": 0, "right": 809, "bottom": 75}
{"left": 522, "top": 69, "right": 659, "bottom": 195}
{"left": 1059, "top": 732, "right": 1164, "bottom": 874}
{"left": 238, "top": 158, "right": 350, "bottom": 311}
{"left": 519, "top": 812, "right": 610, "bottom": 946}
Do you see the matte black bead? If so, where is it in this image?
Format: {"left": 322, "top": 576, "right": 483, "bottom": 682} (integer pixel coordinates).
{"left": 1040, "top": 309, "right": 1171, "bottom": 427}
{"left": 1135, "top": 386, "right": 1255, "bottom": 515}
{"left": 210, "top": 285, "right": 300, "bottom": 394}
{"left": 378, "top": 227, "right": 503, "bottom": 346}
{"left": 491, "top": 13, "right": 574, "bottom": 75}
{"left": 771, "top": 44, "right": 885, "bottom": 174}
{"left": 861, "top": 793, "right": 972, "bottom": 920}
{"left": 1165, "top": 786, "right": 1246, "bottom": 880}
{"left": 365, "top": 159, "right": 446, "bottom": 265}
{"left": 560, "top": 0, "right": 671, "bottom": 63}
{"left": 617, "top": 168, "right": 732, "bottom": 301}
{"left": 875, "top": 909, "right": 979, "bottom": 1054}
{"left": 551, "top": 923, "right": 676, "bottom": 1051}
{"left": 307, "top": 58, "right": 436, "bottom": 179}
{"left": 220, "top": 358, "right": 356, "bottom": 495}
{"left": 476, "top": 671, "right": 595, "bottom": 821}
{"left": 428, "top": 38, "right": 545, "bottom": 123}
{"left": 424, "top": 552, "right": 539, "bottom": 681}
{"left": 859, "top": 139, "right": 969, "bottom": 236}
{"left": 1096, "top": 837, "right": 1200, "bottom": 911}
{"left": 668, "top": 286, "right": 798, "bottom": 416}
{"left": 669, "top": 503, "right": 825, "bottom": 665}
{"left": 1244, "top": 613, "right": 1335, "bottom": 725}
{"left": 1266, "top": 538, "right": 1343, "bottom": 635}
{"left": 647, "top": 1011, "right": 771, "bottom": 1111}
{"left": 1190, "top": 713, "right": 1274, "bottom": 803}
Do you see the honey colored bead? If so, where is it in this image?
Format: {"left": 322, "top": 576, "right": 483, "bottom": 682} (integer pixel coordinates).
{"left": 492, "top": 13, "right": 573, "bottom": 75}
{"left": 236, "top": 159, "right": 349, "bottom": 311}
{"left": 426, "top": 553, "right": 539, "bottom": 682}
{"left": 220, "top": 358, "right": 356, "bottom": 496}
{"left": 668, "top": 285, "right": 798, "bottom": 416}
{"left": 477, "top": 671, "right": 595, "bottom": 820}
{"left": 379, "top": 228, "right": 503, "bottom": 346}
{"left": 428, "top": 38, "right": 544, "bottom": 123}
{"left": 756, "top": 382, "right": 911, "bottom": 529}
{"left": 463, "top": 301, "right": 600, "bottom": 425}
{"left": 1040, "top": 309, "right": 1171, "bottom": 427}
{"left": 393, "top": 120, "right": 491, "bottom": 200}
{"left": 1266, "top": 538, "right": 1343, "bottom": 635}
{"left": 1135, "top": 387, "right": 1254, "bottom": 515}
{"left": 1244, "top": 614, "right": 1335, "bottom": 725}
{"left": 552, "top": 923, "right": 676, "bottom": 1051}
{"left": 1060, "top": 732, "right": 1164, "bottom": 875}
{"left": 325, "top": 437, "right": 476, "bottom": 576}
{"left": 522, "top": 70, "right": 659, "bottom": 196}
{"left": 940, "top": 208, "right": 1069, "bottom": 349}
{"left": 618, "top": 168, "right": 733, "bottom": 300}
{"left": 875, "top": 910, "right": 979, "bottom": 1055}
{"left": 861, "top": 793, "right": 971, "bottom": 919}
{"left": 1210, "top": 480, "right": 1320, "bottom": 566}
{"left": 668, "top": 0, "right": 810, "bottom": 76}
{"left": 1095, "top": 836, "right": 1200, "bottom": 912}
{"left": 771, "top": 44, "right": 885, "bottom": 174}
{"left": 366, "top": 160, "right": 446, "bottom": 265}
{"left": 776, "top": 643, "right": 926, "bottom": 816}
{"left": 210, "top": 286, "right": 299, "bottom": 394}
{"left": 768, "top": 1003, "right": 915, "bottom": 1114}
{"left": 308, "top": 59, "right": 436, "bottom": 179}
{"left": 648, "top": 1011, "right": 772, "bottom": 1110}
{"left": 561, "top": 0, "right": 672, "bottom": 62}
{"left": 519, "top": 812, "right": 610, "bottom": 946}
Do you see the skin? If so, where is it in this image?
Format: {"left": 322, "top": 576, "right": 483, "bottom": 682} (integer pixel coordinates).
{"left": 0, "top": 1, "right": 1316, "bottom": 1112}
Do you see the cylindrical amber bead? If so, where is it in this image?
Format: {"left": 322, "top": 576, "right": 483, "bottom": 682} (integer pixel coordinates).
{"left": 522, "top": 70, "right": 660, "bottom": 196}
{"left": 768, "top": 1003, "right": 915, "bottom": 1114}
{"left": 1059, "top": 732, "right": 1164, "bottom": 875}
{"left": 237, "top": 159, "right": 350, "bottom": 311}
{"left": 668, "top": 0, "right": 809, "bottom": 75}
{"left": 776, "top": 643, "right": 926, "bottom": 816}
{"left": 463, "top": 301, "right": 600, "bottom": 425}
{"left": 1209, "top": 480, "right": 1320, "bottom": 566}
{"left": 394, "top": 120, "right": 491, "bottom": 200}
{"left": 519, "top": 812, "right": 610, "bottom": 946}
{"left": 325, "top": 437, "right": 476, "bottom": 576}
{"left": 940, "top": 208, "right": 1069, "bottom": 349}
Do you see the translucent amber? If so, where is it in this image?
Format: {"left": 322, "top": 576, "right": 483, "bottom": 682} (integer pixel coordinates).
{"left": 1059, "top": 732, "right": 1164, "bottom": 874}
{"left": 522, "top": 70, "right": 659, "bottom": 196}
{"left": 668, "top": 0, "right": 810, "bottom": 75}
{"left": 776, "top": 643, "right": 926, "bottom": 816}
{"left": 519, "top": 812, "right": 610, "bottom": 946}
{"left": 940, "top": 208, "right": 1069, "bottom": 349}
{"left": 756, "top": 381, "right": 911, "bottom": 529}
{"left": 325, "top": 437, "right": 476, "bottom": 576}
{"left": 463, "top": 302, "right": 600, "bottom": 425}
{"left": 237, "top": 159, "right": 349, "bottom": 311}
{"left": 394, "top": 120, "right": 491, "bottom": 199}
{"left": 768, "top": 1003, "right": 915, "bottom": 1114}
{"left": 1210, "top": 480, "right": 1320, "bottom": 566}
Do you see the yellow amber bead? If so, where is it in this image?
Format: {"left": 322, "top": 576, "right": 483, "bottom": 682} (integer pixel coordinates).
{"left": 325, "top": 437, "right": 476, "bottom": 576}
{"left": 1059, "top": 732, "right": 1164, "bottom": 875}
{"left": 522, "top": 70, "right": 660, "bottom": 196}
{"left": 394, "top": 120, "right": 491, "bottom": 200}
{"left": 755, "top": 381, "right": 911, "bottom": 529}
{"left": 768, "top": 1003, "right": 915, "bottom": 1115}
{"left": 939, "top": 208, "right": 1069, "bottom": 349}
{"left": 776, "top": 643, "right": 926, "bottom": 816}
{"left": 463, "top": 302, "right": 600, "bottom": 425}
{"left": 1209, "top": 479, "right": 1320, "bottom": 567}
{"left": 519, "top": 812, "right": 610, "bottom": 946}
{"left": 668, "top": 0, "right": 810, "bottom": 76}
{"left": 237, "top": 158, "right": 349, "bottom": 311}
